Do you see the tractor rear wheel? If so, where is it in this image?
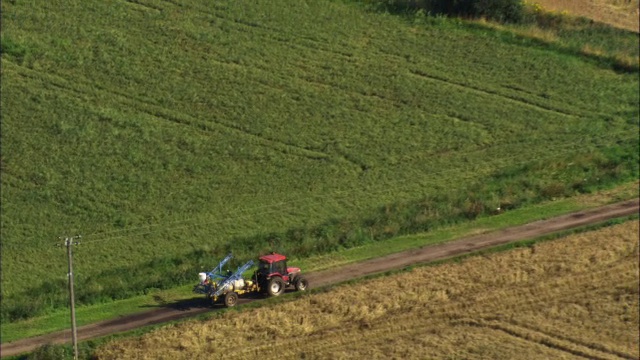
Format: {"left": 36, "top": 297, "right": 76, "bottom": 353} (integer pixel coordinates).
{"left": 224, "top": 292, "right": 238, "bottom": 307}
{"left": 267, "top": 277, "right": 285, "bottom": 297}
{"left": 294, "top": 276, "right": 309, "bottom": 292}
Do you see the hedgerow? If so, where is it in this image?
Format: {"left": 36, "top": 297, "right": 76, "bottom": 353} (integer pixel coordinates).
{"left": 368, "top": 0, "right": 524, "bottom": 23}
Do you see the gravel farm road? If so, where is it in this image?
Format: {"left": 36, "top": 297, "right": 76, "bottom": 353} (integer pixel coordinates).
{"left": 2, "top": 198, "right": 638, "bottom": 357}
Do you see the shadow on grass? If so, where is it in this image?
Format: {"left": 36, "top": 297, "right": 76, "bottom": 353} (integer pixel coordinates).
{"left": 358, "top": 0, "right": 639, "bottom": 73}
{"left": 140, "top": 295, "right": 212, "bottom": 311}
{"left": 138, "top": 289, "right": 299, "bottom": 312}
{"left": 463, "top": 20, "right": 639, "bottom": 73}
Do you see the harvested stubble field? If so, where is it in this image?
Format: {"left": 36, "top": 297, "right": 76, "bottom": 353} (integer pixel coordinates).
{"left": 533, "top": 0, "right": 639, "bottom": 32}
{"left": 95, "top": 220, "right": 640, "bottom": 360}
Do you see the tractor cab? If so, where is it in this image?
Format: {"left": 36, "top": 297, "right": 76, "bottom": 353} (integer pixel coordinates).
{"left": 255, "top": 253, "right": 307, "bottom": 296}
{"left": 257, "top": 253, "right": 300, "bottom": 281}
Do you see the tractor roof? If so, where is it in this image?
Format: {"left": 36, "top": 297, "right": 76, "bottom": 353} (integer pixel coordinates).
{"left": 259, "top": 253, "right": 287, "bottom": 263}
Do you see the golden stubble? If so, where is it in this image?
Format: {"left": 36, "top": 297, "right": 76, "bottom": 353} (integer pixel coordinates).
{"left": 95, "top": 221, "right": 639, "bottom": 359}
{"left": 532, "top": 0, "right": 640, "bottom": 32}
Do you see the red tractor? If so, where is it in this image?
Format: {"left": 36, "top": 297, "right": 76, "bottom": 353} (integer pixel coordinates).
{"left": 254, "top": 253, "right": 309, "bottom": 297}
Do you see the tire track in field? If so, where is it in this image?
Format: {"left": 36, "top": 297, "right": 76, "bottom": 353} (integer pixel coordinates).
{"left": 143, "top": 0, "right": 358, "bottom": 63}
{"left": 235, "top": 24, "right": 356, "bottom": 60}
{"left": 6, "top": 60, "right": 625, "bottom": 176}
{"left": 199, "top": 27, "right": 572, "bottom": 137}
{"left": 201, "top": 10, "right": 358, "bottom": 62}
{"left": 372, "top": 47, "right": 594, "bottom": 119}
{"left": 228, "top": 312, "right": 433, "bottom": 359}
{"left": 292, "top": 72, "right": 399, "bottom": 106}
{"left": 245, "top": 52, "right": 406, "bottom": 113}
{"left": 195, "top": 30, "right": 390, "bottom": 108}
{"left": 411, "top": 243, "right": 635, "bottom": 328}
{"left": 455, "top": 319, "right": 630, "bottom": 360}
{"left": 11, "top": 54, "right": 623, "bottom": 174}
{"left": 203, "top": 54, "right": 372, "bottom": 114}
{"left": 120, "top": 0, "right": 162, "bottom": 12}
{"left": 198, "top": 7, "right": 576, "bottom": 124}
{"left": 84, "top": 0, "right": 583, "bottom": 128}
{"left": 122, "top": 56, "right": 367, "bottom": 170}
{"left": 156, "top": 0, "right": 183, "bottom": 8}
{"left": 7, "top": 61, "right": 367, "bottom": 171}
{"left": 7, "top": 61, "right": 163, "bottom": 110}
{"left": 494, "top": 318, "right": 638, "bottom": 360}
{"left": 119, "top": 101, "right": 334, "bottom": 164}
{"left": 192, "top": 57, "right": 372, "bottom": 126}
{"left": 408, "top": 69, "right": 582, "bottom": 118}
{"left": 454, "top": 250, "right": 638, "bottom": 359}
{"left": 122, "top": 0, "right": 183, "bottom": 11}
{"left": 470, "top": 252, "right": 637, "bottom": 317}
{"left": 118, "top": 0, "right": 595, "bottom": 123}
{"left": 6, "top": 61, "right": 335, "bottom": 165}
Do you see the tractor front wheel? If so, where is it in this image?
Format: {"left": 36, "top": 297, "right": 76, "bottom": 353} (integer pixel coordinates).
{"left": 267, "top": 277, "right": 285, "bottom": 297}
{"left": 224, "top": 292, "right": 238, "bottom": 307}
{"left": 294, "top": 276, "right": 309, "bottom": 292}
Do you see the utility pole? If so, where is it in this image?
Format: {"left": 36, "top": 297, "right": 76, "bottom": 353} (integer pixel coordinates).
{"left": 59, "top": 235, "right": 81, "bottom": 360}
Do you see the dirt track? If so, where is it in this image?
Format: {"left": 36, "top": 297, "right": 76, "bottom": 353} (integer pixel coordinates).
{"left": 2, "top": 198, "right": 638, "bottom": 357}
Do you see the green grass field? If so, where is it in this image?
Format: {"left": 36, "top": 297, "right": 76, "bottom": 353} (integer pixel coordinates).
{"left": 1, "top": 0, "right": 638, "bottom": 322}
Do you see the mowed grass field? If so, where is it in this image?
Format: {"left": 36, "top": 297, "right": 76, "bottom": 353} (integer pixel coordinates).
{"left": 1, "top": 0, "right": 638, "bottom": 321}
{"left": 95, "top": 220, "right": 640, "bottom": 360}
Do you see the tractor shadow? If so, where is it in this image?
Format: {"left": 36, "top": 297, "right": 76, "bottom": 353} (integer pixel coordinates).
{"left": 141, "top": 288, "right": 299, "bottom": 311}
{"left": 140, "top": 294, "right": 212, "bottom": 312}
